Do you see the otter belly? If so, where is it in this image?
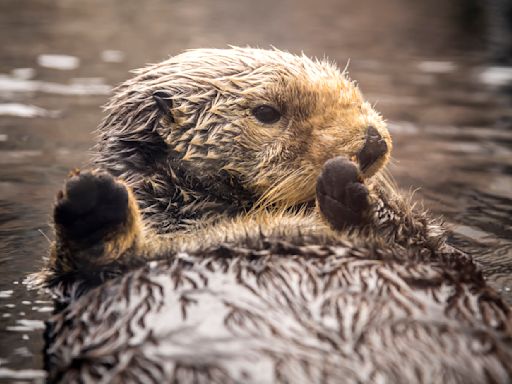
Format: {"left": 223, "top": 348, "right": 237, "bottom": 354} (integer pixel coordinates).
{"left": 44, "top": 244, "right": 512, "bottom": 384}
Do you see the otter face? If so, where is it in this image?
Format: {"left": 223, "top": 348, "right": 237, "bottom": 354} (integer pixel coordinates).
{"left": 227, "top": 61, "right": 392, "bottom": 207}
{"left": 102, "top": 47, "right": 392, "bottom": 212}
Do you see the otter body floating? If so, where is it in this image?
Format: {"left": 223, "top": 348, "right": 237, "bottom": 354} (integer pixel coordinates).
{"left": 34, "top": 48, "right": 511, "bottom": 383}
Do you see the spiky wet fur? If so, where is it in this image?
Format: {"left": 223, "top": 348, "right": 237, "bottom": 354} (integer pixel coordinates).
{"left": 31, "top": 48, "right": 512, "bottom": 383}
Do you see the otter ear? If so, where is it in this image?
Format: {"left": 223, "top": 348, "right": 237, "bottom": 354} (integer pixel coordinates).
{"left": 153, "top": 91, "right": 175, "bottom": 123}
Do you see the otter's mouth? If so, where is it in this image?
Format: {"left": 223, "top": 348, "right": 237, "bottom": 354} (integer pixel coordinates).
{"left": 356, "top": 126, "right": 388, "bottom": 177}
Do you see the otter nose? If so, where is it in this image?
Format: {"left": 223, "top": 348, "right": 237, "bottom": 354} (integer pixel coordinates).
{"left": 357, "top": 126, "right": 388, "bottom": 172}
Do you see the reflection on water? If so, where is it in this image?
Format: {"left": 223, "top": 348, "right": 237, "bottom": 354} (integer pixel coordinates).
{"left": 0, "top": 0, "right": 511, "bottom": 381}
{"left": 0, "top": 74, "right": 111, "bottom": 96}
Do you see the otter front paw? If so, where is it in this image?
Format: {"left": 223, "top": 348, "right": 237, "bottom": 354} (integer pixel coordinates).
{"left": 316, "top": 157, "right": 370, "bottom": 230}
{"left": 54, "top": 170, "right": 129, "bottom": 245}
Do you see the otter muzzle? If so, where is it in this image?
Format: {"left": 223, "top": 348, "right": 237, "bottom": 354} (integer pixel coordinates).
{"left": 357, "top": 126, "right": 388, "bottom": 172}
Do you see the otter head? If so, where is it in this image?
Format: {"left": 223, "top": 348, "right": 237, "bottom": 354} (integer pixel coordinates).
{"left": 96, "top": 48, "right": 391, "bottom": 226}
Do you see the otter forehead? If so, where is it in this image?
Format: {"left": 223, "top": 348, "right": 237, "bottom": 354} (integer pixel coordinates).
{"left": 152, "top": 47, "right": 342, "bottom": 80}
{"left": 141, "top": 47, "right": 362, "bottom": 117}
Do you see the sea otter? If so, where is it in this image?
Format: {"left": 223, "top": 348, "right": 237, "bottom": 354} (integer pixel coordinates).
{"left": 34, "top": 48, "right": 512, "bottom": 383}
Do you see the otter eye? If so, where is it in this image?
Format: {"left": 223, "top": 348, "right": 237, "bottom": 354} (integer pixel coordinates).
{"left": 252, "top": 105, "right": 281, "bottom": 124}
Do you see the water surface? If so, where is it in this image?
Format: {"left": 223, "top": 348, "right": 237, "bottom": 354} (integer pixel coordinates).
{"left": 0, "top": 0, "right": 511, "bottom": 382}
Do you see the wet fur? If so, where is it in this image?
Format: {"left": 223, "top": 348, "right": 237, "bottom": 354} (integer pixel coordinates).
{"left": 31, "top": 48, "right": 512, "bottom": 383}
{"left": 93, "top": 47, "right": 391, "bottom": 232}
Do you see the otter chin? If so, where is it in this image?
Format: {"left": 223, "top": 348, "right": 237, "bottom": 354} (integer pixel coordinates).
{"left": 33, "top": 48, "right": 512, "bottom": 384}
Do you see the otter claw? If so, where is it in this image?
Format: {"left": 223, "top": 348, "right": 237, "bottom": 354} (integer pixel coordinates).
{"left": 316, "top": 157, "right": 370, "bottom": 230}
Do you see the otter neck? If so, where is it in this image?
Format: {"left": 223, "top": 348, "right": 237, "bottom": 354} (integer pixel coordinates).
{"left": 128, "top": 159, "right": 257, "bottom": 234}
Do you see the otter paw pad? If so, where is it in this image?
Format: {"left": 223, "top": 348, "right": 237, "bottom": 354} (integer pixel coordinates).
{"left": 54, "top": 171, "right": 129, "bottom": 244}
{"left": 316, "top": 157, "right": 370, "bottom": 230}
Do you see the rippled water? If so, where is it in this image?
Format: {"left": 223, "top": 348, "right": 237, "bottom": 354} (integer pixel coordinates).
{"left": 0, "top": 0, "right": 511, "bottom": 382}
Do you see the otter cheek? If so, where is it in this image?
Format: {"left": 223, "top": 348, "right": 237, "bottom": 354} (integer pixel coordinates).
{"left": 307, "top": 131, "right": 343, "bottom": 169}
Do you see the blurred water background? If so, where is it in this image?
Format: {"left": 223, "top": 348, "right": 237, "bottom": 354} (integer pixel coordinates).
{"left": 0, "top": 0, "right": 511, "bottom": 382}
